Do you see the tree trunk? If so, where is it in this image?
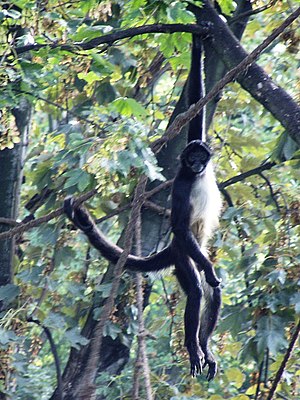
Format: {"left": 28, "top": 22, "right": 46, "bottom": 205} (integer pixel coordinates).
{"left": 0, "top": 99, "right": 30, "bottom": 302}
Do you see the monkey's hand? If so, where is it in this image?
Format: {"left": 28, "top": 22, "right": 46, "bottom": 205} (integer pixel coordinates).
{"left": 203, "top": 266, "right": 221, "bottom": 288}
{"left": 186, "top": 341, "right": 205, "bottom": 377}
{"left": 64, "top": 196, "right": 94, "bottom": 232}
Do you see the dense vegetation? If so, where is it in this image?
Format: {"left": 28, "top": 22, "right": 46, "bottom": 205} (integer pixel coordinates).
{"left": 0, "top": 1, "right": 299, "bottom": 399}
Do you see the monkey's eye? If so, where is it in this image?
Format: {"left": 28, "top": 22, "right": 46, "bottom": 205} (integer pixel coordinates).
{"left": 189, "top": 150, "right": 208, "bottom": 163}
{"left": 198, "top": 152, "right": 208, "bottom": 161}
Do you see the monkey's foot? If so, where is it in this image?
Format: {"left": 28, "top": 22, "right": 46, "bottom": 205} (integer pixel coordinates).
{"left": 203, "top": 355, "right": 218, "bottom": 381}
{"left": 186, "top": 342, "right": 205, "bottom": 377}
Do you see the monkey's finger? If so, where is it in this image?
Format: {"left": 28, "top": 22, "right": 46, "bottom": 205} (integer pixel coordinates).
{"left": 206, "top": 364, "right": 217, "bottom": 381}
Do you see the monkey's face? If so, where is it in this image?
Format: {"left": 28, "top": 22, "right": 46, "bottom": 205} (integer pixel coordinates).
{"left": 181, "top": 141, "right": 211, "bottom": 174}
{"left": 187, "top": 148, "right": 210, "bottom": 173}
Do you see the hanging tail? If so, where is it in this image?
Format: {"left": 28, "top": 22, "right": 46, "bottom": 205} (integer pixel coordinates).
{"left": 64, "top": 197, "right": 174, "bottom": 272}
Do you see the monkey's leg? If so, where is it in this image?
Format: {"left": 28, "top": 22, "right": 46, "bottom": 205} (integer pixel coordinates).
{"left": 172, "top": 228, "right": 220, "bottom": 287}
{"left": 199, "top": 284, "right": 221, "bottom": 381}
{"left": 175, "top": 255, "right": 204, "bottom": 377}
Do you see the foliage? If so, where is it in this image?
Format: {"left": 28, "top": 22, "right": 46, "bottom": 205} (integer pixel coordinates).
{"left": 0, "top": 0, "right": 299, "bottom": 399}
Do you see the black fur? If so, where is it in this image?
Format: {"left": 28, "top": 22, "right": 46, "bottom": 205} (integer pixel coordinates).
{"left": 188, "top": 35, "right": 206, "bottom": 142}
{"left": 64, "top": 35, "right": 221, "bottom": 380}
{"left": 64, "top": 197, "right": 174, "bottom": 272}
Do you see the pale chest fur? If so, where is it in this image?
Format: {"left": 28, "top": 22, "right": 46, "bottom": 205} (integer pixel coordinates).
{"left": 190, "top": 162, "right": 222, "bottom": 246}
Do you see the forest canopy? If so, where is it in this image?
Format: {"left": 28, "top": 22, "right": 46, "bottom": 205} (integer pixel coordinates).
{"left": 0, "top": 1, "right": 299, "bottom": 399}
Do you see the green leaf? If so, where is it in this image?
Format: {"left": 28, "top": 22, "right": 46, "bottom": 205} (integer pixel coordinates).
{"left": 267, "top": 269, "right": 287, "bottom": 285}
{"left": 290, "top": 293, "right": 300, "bottom": 314}
{"left": 63, "top": 169, "right": 90, "bottom": 191}
{"left": 43, "top": 312, "right": 66, "bottom": 330}
{"left": 112, "top": 97, "right": 148, "bottom": 117}
{"left": 34, "top": 224, "right": 59, "bottom": 246}
{"left": 64, "top": 328, "right": 89, "bottom": 350}
{"left": 256, "top": 315, "right": 287, "bottom": 354}
{"left": 103, "top": 321, "right": 122, "bottom": 340}
{"left": 218, "top": 0, "right": 237, "bottom": 15}
{"left": 72, "top": 25, "right": 112, "bottom": 42}
{"left": 77, "top": 71, "right": 103, "bottom": 84}
{"left": 0, "top": 329, "right": 19, "bottom": 346}
{"left": 95, "top": 283, "right": 112, "bottom": 298}
{"left": 0, "top": 284, "right": 19, "bottom": 304}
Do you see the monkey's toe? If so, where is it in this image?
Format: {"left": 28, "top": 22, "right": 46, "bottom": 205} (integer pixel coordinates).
{"left": 187, "top": 342, "right": 205, "bottom": 377}
{"left": 205, "top": 360, "right": 217, "bottom": 381}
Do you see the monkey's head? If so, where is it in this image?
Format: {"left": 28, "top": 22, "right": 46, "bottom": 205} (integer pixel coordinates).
{"left": 181, "top": 140, "right": 211, "bottom": 174}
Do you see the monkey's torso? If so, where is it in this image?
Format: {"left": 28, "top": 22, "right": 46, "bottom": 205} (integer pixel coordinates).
{"left": 190, "top": 162, "right": 222, "bottom": 251}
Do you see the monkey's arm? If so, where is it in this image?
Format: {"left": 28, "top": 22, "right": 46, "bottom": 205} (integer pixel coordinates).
{"left": 64, "top": 197, "right": 174, "bottom": 272}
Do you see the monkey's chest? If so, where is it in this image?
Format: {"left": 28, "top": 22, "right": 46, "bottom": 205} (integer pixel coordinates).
{"left": 190, "top": 177, "right": 209, "bottom": 224}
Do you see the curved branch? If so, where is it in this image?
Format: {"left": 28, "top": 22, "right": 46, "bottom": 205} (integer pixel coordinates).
{"left": 14, "top": 23, "right": 212, "bottom": 55}
{"left": 13, "top": 89, "right": 99, "bottom": 127}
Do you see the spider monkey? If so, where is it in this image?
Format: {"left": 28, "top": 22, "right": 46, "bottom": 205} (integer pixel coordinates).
{"left": 64, "top": 34, "right": 222, "bottom": 380}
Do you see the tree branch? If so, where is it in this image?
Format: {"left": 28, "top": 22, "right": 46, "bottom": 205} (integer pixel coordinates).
{"left": 12, "top": 89, "right": 99, "bottom": 127}
{"left": 0, "top": 160, "right": 280, "bottom": 241}
{"left": 229, "top": 0, "right": 277, "bottom": 24}
{"left": 219, "top": 162, "right": 276, "bottom": 189}
{"left": 67, "top": 176, "right": 148, "bottom": 399}
{"left": 27, "top": 318, "right": 63, "bottom": 400}
{"left": 0, "top": 189, "right": 97, "bottom": 241}
{"left": 132, "top": 210, "right": 153, "bottom": 400}
{"left": 266, "top": 320, "right": 300, "bottom": 400}
{"left": 199, "top": 1, "right": 300, "bottom": 142}
{"left": 14, "top": 23, "right": 212, "bottom": 55}
{"left": 152, "top": 6, "right": 300, "bottom": 152}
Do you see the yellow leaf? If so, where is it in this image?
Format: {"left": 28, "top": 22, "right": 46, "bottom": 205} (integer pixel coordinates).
{"left": 225, "top": 367, "right": 245, "bottom": 388}
{"left": 246, "top": 385, "right": 257, "bottom": 395}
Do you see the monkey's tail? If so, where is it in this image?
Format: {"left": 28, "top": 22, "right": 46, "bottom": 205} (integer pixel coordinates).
{"left": 64, "top": 197, "right": 174, "bottom": 272}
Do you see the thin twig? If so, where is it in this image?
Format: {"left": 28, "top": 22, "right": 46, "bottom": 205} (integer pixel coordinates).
{"left": 229, "top": 0, "right": 277, "bottom": 24}
{"left": 27, "top": 318, "right": 63, "bottom": 400}
{"left": 266, "top": 320, "right": 300, "bottom": 400}
{"left": 12, "top": 89, "right": 99, "bottom": 127}
{"left": 0, "top": 218, "right": 20, "bottom": 226}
